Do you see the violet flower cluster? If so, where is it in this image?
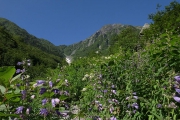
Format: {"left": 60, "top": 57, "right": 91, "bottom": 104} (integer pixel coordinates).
{"left": 173, "top": 76, "right": 180, "bottom": 103}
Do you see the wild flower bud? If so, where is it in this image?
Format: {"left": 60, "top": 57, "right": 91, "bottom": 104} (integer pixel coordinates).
{"left": 40, "top": 108, "right": 48, "bottom": 116}
{"left": 15, "top": 106, "right": 24, "bottom": 114}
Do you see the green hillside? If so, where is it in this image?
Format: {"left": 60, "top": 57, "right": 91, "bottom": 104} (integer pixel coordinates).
{"left": 0, "top": 23, "right": 66, "bottom": 79}
{"left": 0, "top": 18, "right": 64, "bottom": 57}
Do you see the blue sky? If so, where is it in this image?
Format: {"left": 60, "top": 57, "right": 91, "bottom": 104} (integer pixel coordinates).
{"left": 0, "top": 0, "right": 176, "bottom": 45}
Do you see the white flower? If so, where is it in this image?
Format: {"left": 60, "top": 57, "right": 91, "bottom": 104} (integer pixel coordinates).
{"left": 51, "top": 98, "right": 60, "bottom": 107}
{"left": 65, "top": 79, "right": 68, "bottom": 83}
{"left": 82, "top": 77, "right": 86, "bottom": 81}
{"left": 81, "top": 88, "right": 87, "bottom": 92}
{"left": 26, "top": 108, "right": 30, "bottom": 114}
{"left": 32, "top": 83, "right": 37, "bottom": 88}
{"left": 31, "top": 95, "right": 35, "bottom": 99}
{"left": 26, "top": 75, "right": 30, "bottom": 79}
{"left": 84, "top": 74, "right": 89, "bottom": 78}
{"left": 54, "top": 98, "right": 60, "bottom": 104}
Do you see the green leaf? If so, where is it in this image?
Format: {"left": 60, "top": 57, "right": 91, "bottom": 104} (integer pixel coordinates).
{"left": 5, "top": 93, "right": 21, "bottom": 100}
{"left": 0, "top": 66, "right": 16, "bottom": 87}
{"left": 10, "top": 73, "right": 22, "bottom": 83}
{"left": 10, "top": 97, "right": 21, "bottom": 102}
{"left": 0, "top": 104, "right": 6, "bottom": 111}
{"left": 0, "top": 112, "right": 19, "bottom": 117}
{"left": 59, "top": 107, "right": 65, "bottom": 111}
{"left": 14, "top": 87, "right": 21, "bottom": 94}
{"left": 150, "top": 111, "right": 164, "bottom": 120}
{"left": 0, "top": 85, "right": 6, "bottom": 94}
{"left": 59, "top": 95, "right": 68, "bottom": 101}
{"left": 41, "top": 92, "right": 50, "bottom": 98}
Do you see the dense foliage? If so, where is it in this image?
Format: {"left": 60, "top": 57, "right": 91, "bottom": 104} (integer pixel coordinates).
{"left": 1, "top": 1, "right": 180, "bottom": 120}
{"left": 108, "top": 26, "right": 141, "bottom": 54}
{"left": 0, "top": 26, "right": 66, "bottom": 79}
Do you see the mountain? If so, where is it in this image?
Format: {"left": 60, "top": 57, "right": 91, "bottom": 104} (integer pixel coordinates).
{"left": 0, "top": 18, "right": 66, "bottom": 78}
{"left": 58, "top": 24, "right": 142, "bottom": 59}
{"left": 0, "top": 17, "right": 142, "bottom": 64}
{"left": 0, "top": 18, "right": 64, "bottom": 58}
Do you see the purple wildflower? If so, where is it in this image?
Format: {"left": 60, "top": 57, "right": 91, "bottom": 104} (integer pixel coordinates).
{"left": 51, "top": 99, "right": 56, "bottom": 107}
{"left": 175, "top": 88, "right": 180, "bottom": 94}
{"left": 37, "top": 80, "right": 45, "bottom": 85}
{"left": 51, "top": 98, "right": 60, "bottom": 107}
{"left": 42, "top": 98, "right": 48, "bottom": 105}
{"left": 40, "top": 108, "right": 48, "bottom": 116}
{"left": 16, "top": 84, "right": 20, "bottom": 87}
{"left": 174, "top": 84, "right": 179, "bottom": 89}
{"left": 65, "top": 104, "right": 69, "bottom": 109}
{"left": 21, "top": 90, "right": 26, "bottom": 99}
{"left": 133, "top": 96, "right": 138, "bottom": 99}
{"left": 111, "top": 90, "right": 116, "bottom": 94}
{"left": 49, "top": 81, "right": 53, "bottom": 88}
{"left": 64, "top": 91, "right": 69, "bottom": 96}
{"left": 16, "top": 69, "right": 21, "bottom": 74}
{"left": 110, "top": 116, "right": 117, "bottom": 120}
{"left": 133, "top": 110, "right": 137, "bottom": 114}
{"left": 56, "top": 110, "right": 61, "bottom": 116}
{"left": 173, "top": 96, "right": 180, "bottom": 103}
{"left": 21, "top": 69, "right": 25, "bottom": 73}
{"left": 52, "top": 89, "right": 59, "bottom": 94}
{"left": 103, "top": 89, "right": 107, "bottom": 93}
{"left": 132, "top": 103, "right": 139, "bottom": 109}
{"left": 39, "top": 88, "right": 46, "bottom": 94}
{"left": 61, "top": 112, "right": 68, "bottom": 117}
{"left": 110, "top": 106, "right": 114, "bottom": 113}
{"left": 157, "top": 104, "right": 162, "bottom": 108}
{"left": 15, "top": 106, "right": 24, "bottom": 114}
{"left": 112, "top": 99, "right": 119, "bottom": 104}
{"left": 111, "top": 84, "right": 115, "bottom": 88}
{"left": 17, "top": 62, "right": 23, "bottom": 65}
{"left": 98, "top": 104, "right": 102, "bottom": 107}
{"left": 175, "top": 76, "right": 180, "bottom": 83}
{"left": 55, "top": 110, "right": 68, "bottom": 117}
{"left": 99, "top": 74, "right": 102, "bottom": 79}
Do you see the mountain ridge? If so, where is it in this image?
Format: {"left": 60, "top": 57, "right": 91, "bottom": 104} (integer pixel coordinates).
{"left": 0, "top": 17, "right": 64, "bottom": 57}
{"left": 58, "top": 24, "right": 142, "bottom": 59}
{"left": 0, "top": 17, "right": 143, "bottom": 60}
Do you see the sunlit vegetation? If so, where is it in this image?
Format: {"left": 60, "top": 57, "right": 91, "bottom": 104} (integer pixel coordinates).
{"left": 0, "top": 1, "right": 180, "bottom": 120}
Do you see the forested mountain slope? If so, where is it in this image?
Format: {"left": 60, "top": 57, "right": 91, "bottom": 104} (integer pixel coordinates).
{"left": 58, "top": 24, "right": 142, "bottom": 59}
{"left": 0, "top": 18, "right": 64, "bottom": 58}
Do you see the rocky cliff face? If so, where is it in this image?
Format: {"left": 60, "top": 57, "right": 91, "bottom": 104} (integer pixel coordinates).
{"left": 59, "top": 24, "right": 142, "bottom": 58}
{"left": 139, "top": 23, "right": 150, "bottom": 35}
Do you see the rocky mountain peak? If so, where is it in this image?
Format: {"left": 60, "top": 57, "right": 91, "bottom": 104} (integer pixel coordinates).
{"left": 98, "top": 24, "right": 123, "bottom": 34}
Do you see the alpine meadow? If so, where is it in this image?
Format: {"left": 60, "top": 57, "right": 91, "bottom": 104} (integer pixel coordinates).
{"left": 1, "top": 1, "right": 180, "bottom": 120}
